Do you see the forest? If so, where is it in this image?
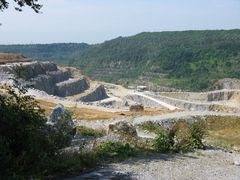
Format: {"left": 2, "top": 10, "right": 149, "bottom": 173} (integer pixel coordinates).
{"left": 1, "top": 29, "right": 240, "bottom": 90}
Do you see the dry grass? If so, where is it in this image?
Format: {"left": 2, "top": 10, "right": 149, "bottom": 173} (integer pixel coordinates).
{"left": 36, "top": 99, "right": 174, "bottom": 120}
{"left": 205, "top": 116, "right": 240, "bottom": 151}
{"left": 0, "top": 53, "right": 31, "bottom": 64}
{"left": 209, "top": 104, "right": 240, "bottom": 113}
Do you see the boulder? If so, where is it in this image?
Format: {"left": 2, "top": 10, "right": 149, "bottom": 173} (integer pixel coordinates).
{"left": 130, "top": 104, "right": 144, "bottom": 112}
{"left": 47, "top": 104, "right": 76, "bottom": 147}
{"left": 49, "top": 104, "right": 74, "bottom": 128}
{"left": 79, "top": 84, "right": 108, "bottom": 102}
{"left": 233, "top": 155, "right": 240, "bottom": 166}
{"left": 108, "top": 122, "right": 137, "bottom": 137}
{"left": 55, "top": 78, "right": 89, "bottom": 97}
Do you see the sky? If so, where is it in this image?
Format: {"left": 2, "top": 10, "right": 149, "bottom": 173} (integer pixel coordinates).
{"left": 0, "top": 0, "right": 240, "bottom": 44}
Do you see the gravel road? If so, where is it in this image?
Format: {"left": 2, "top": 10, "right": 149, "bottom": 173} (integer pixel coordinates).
{"left": 74, "top": 111, "right": 240, "bottom": 130}
{"left": 68, "top": 149, "right": 240, "bottom": 180}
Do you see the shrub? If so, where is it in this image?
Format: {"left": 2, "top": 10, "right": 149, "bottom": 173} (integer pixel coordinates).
{"left": 138, "top": 121, "right": 164, "bottom": 135}
{"left": 153, "top": 120, "right": 207, "bottom": 153}
{"left": 170, "top": 121, "right": 194, "bottom": 152}
{"left": 154, "top": 130, "right": 172, "bottom": 153}
{"left": 0, "top": 83, "right": 56, "bottom": 178}
{"left": 77, "top": 126, "right": 105, "bottom": 137}
{"left": 94, "top": 142, "right": 135, "bottom": 160}
{"left": 189, "top": 120, "right": 207, "bottom": 149}
{"left": 46, "top": 152, "right": 97, "bottom": 177}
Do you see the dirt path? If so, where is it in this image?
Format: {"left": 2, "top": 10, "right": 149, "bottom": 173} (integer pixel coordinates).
{"left": 74, "top": 111, "right": 240, "bottom": 130}
{"left": 133, "top": 92, "right": 178, "bottom": 110}
{"left": 68, "top": 149, "right": 240, "bottom": 180}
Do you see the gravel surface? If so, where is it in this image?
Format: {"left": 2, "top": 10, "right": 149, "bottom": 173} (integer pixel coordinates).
{"left": 74, "top": 111, "right": 240, "bottom": 130}
{"left": 68, "top": 149, "right": 240, "bottom": 180}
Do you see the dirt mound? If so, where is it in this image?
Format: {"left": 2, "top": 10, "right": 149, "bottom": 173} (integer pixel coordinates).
{"left": 0, "top": 53, "right": 32, "bottom": 64}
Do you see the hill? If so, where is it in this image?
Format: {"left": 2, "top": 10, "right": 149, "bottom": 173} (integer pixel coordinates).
{"left": 0, "top": 43, "right": 89, "bottom": 64}
{"left": 70, "top": 29, "right": 240, "bottom": 91}
{"left": 0, "top": 30, "right": 240, "bottom": 91}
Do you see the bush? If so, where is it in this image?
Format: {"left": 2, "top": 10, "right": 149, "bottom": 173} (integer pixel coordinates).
{"left": 46, "top": 152, "right": 97, "bottom": 177}
{"left": 94, "top": 142, "right": 135, "bottom": 160}
{"left": 170, "top": 121, "right": 195, "bottom": 153}
{"left": 153, "top": 120, "right": 207, "bottom": 153}
{"left": 0, "top": 83, "right": 56, "bottom": 178}
{"left": 189, "top": 120, "right": 207, "bottom": 149}
{"left": 138, "top": 121, "right": 164, "bottom": 135}
{"left": 154, "top": 130, "right": 172, "bottom": 153}
{"left": 77, "top": 126, "right": 105, "bottom": 137}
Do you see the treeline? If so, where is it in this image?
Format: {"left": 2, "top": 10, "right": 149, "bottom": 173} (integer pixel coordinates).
{"left": 0, "top": 43, "right": 89, "bottom": 64}
{"left": 1, "top": 30, "right": 240, "bottom": 90}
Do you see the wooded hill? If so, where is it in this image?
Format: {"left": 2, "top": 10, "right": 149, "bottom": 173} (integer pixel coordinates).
{"left": 1, "top": 29, "right": 240, "bottom": 91}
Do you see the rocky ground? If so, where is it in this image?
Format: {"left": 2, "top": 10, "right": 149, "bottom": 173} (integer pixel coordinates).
{"left": 68, "top": 149, "right": 240, "bottom": 180}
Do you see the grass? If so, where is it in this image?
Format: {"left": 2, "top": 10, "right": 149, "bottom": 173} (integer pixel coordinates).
{"left": 76, "top": 126, "right": 105, "bottom": 137}
{"left": 47, "top": 142, "right": 137, "bottom": 178}
{"left": 204, "top": 116, "right": 240, "bottom": 151}
{"left": 94, "top": 142, "right": 135, "bottom": 161}
{"left": 46, "top": 152, "right": 98, "bottom": 178}
{"left": 207, "top": 129, "right": 240, "bottom": 150}
{"left": 138, "top": 121, "right": 164, "bottom": 135}
{"left": 37, "top": 99, "right": 174, "bottom": 120}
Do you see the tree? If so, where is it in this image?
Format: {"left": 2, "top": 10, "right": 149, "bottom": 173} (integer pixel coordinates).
{"left": 0, "top": 0, "right": 42, "bottom": 13}
{"left": 0, "top": 81, "right": 56, "bottom": 177}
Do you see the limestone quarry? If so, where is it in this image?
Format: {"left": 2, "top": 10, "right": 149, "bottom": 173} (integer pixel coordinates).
{"left": 1, "top": 53, "right": 240, "bottom": 179}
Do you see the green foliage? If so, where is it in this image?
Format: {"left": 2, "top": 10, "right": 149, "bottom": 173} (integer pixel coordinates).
{"left": 0, "top": 79, "right": 77, "bottom": 178}
{"left": 0, "top": 83, "right": 56, "bottom": 178}
{"left": 0, "top": 0, "right": 42, "bottom": 12}
{"left": 76, "top": 126, "right": 105, "bottom": 137}
{"left": 46, "top": 152, "right": 97, "bottom": 177}
{"left": 153, "top": 120, "right": 207, "bottom": 153}
{"left": 0, "top": 43, "right": 89, "bottom": 64}
{"left": 94, "top": 142, "right": 135, "bottom": 160}
{"left": 189, "top": 120, "right": 207, "bottom": 149}
{"left": 138, "top": 121, "right": 164, "bottom": 135}
{"left": 154, "top": 130, "right": 172, "bottom": 153}
{"left": 49, "top": 109, "right": 75, "bottom": 149}
{"left": 170, "top": 121, "right": 196, "bottom": 153}
{"left": 1, "top": 30, "right": 240, "bottom": 90}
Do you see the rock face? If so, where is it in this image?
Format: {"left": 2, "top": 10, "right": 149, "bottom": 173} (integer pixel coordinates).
{"left": 0, "top": 61, "right": 90, "bottom": 97}
{"left": 56, "top": 78, "right": 89, "bottom": 97}
{"left": 79, "top": 85, "right": 108, "bottom": 102}
{"left": 126, "top": 94, "right": 169, "bottom": 109}
{"left": 146, "top": 93, "right": 210, "bottom": 111}
{"left": 213, "top": 78, "right": 240, "bottom": 90}
{"left": 207, "top": 90, "right": 235, "bottom": 101}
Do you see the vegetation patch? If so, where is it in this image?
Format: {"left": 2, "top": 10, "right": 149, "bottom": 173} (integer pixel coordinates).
{"left": 153, "top": 120, "right": 207, "bottom": 153}
{"left": 205, "top": 116, "right": 240, "bottom": 150}
{"left": 2, "top": 30, "right": 240, "bottom": 91}
{"left": 94, "top": 142, "right": 135, "bottom": 161}
{"left": 76, "top": 126, "right": 105, "bottom": 137}
{"left": 138, "top": 121, "right": 164, "bottom": 135}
